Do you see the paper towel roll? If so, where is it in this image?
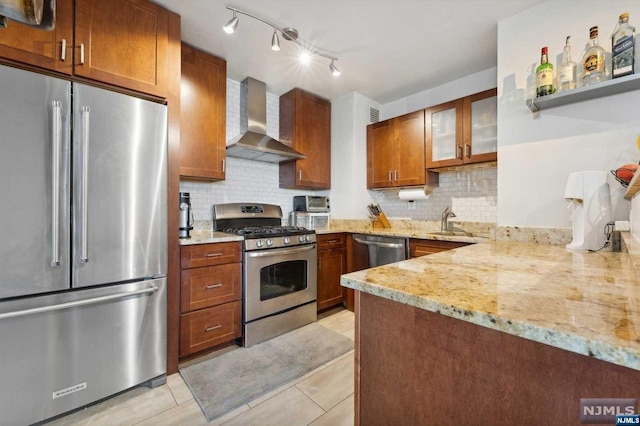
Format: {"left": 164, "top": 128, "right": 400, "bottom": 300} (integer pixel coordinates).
{"left": 398, "top": 188, "right": 430, "bottom": 200}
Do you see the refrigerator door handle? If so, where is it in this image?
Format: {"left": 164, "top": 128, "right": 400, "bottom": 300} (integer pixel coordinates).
{"left": 80, "top": 106, "right": 90, "bottom": 263}
{"left": 51, "top": 101, "right": 62, "bottom": 267}
{"left": 0, "top": 284, "right": 158, "bottom": 320}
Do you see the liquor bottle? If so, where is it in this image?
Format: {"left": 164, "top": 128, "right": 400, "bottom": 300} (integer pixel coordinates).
{"left": 536, "top": 47, "right": 554, "bottom": 97}
{"left": 558, "top": 36, "right": 577, "bottom": 92}
{"left": 583, "top": 26, "right": 606, "bottom": 86}
{"left": 612, "top": 12, "right": 635, "bottom": 78}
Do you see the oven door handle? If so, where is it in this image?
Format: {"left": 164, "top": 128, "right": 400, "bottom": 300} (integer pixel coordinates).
{"left": 247, "top": 244, "right": 316, "bottom": 258}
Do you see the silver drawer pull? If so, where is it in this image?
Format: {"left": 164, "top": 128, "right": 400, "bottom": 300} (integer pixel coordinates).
{"left": 205, "top": 283, "right": 223, "bottom": 289}
{"left": 205, "top": 324, "right": 222, "bottom": 332}
{"left": 205, "top": 253, "right": 223, "bottom": 258}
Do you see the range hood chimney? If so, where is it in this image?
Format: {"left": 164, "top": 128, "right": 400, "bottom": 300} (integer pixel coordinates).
{"left": 226, "top": 77, "right": 306, "bottom": 163}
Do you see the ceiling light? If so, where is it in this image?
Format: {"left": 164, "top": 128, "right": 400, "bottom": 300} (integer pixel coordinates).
{"left": 299, "top": 51, "right": 311, "bottom": 65}
{"left": 271, "top": 30, "right": 280, "bottom": 51}
{"left": 330, "top": 60, "right": 341, "bottom": 77}
{"left": 223, "top": 10, "right": 238, "bottom": 34}
{"left": 223, "top": 5, "right": 341, "bottom": 76}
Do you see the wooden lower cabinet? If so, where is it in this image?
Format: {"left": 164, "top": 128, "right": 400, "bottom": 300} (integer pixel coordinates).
{"left": 179, "top": 301, "right": 241, "bottom": 357}
{"left": 409, "top": 238, "right": 470, "bottom": 257}
{"left": 179, "top": 241, "right": 242, "bottom": 359}
{"left": 355, "top": 291, "right": 640, "bottom": 425}
{"left": 317, "top": 234, "right": 346, "bottom": 311}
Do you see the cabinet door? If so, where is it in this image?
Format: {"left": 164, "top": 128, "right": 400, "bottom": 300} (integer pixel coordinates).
{"left": 463, "top": 88, "right": 497, "bottom": 164}
{"left": 394, "top": 110, "right": 426, "bottom": 187}
{"left": 0, "top": 0, "right": 73, "bottom": 74}
{"left": 425, "top": 99, "right": 464, "bottom": 168}
{"left": 180, "top": 44, "right": 227, "bottom": 180}
{"left": 317, "top": 248, "right": 346, "bottom": 311}
{"left": 279, "top": 89, "right": 331, "bottom": 189}
{"left": 367, "top": 119, "right": 395, "bottom": 189}
{"left": 74, "top": 0, "right": 168, "bottom": 97}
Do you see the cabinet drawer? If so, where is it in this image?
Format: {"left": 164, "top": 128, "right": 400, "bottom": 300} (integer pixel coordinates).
{"left": 181, "top": 242, "right": 242, "bottom": 269}
{"left": 409, "top": 239, "right": 470, "bottom": 258}
{"left": 317, "top": 233, "right": 346, "bottom": 250}
{"left": 179, "top": 301, "right": 242, "bottom": 357}
{"left": 181, "top": 263, "right": 241, "bottom": 312}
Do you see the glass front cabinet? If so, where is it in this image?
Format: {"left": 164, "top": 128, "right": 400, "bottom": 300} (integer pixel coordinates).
{"left": 426, "top": 88, "right": 497, "bottom": 168}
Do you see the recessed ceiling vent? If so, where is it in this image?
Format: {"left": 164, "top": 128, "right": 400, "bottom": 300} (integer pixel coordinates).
{"left": 369, "top": 106, "right": 380, "bottom": 124}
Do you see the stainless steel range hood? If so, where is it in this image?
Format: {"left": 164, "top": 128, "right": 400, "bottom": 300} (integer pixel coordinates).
{"left": 226, "top": 77, "right": 306, "bottom": 163}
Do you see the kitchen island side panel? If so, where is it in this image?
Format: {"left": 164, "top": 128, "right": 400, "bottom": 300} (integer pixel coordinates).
{"left": 356, "top": 291, "right": 640, "bottom": 426}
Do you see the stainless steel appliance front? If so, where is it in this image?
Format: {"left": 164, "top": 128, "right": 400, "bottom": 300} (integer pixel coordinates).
{"left": 0, "top": 64, "right": 167, "bottom": 425}
{"left": 243, "top": 241, "right": 317, "bottom": 347}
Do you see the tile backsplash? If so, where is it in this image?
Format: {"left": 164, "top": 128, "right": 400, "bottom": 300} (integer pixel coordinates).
{"left": 370, "top": 167, "right": 497, "bottom": 222}
{"left": 180, "top": 78, "right": 497, "bottom": 224}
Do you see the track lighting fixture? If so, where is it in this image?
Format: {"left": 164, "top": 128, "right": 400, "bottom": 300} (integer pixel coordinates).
{"left": 329, "top": 60, "right": 341, "bottom": 77}
{"left": 271, "top": 30, "right": 280, "bottom": 51}
{"left": 223, "top": 10, "right": 238, "bottom": 34}
{"left": 223, "top": 5, "right": 341, "bottom": 76}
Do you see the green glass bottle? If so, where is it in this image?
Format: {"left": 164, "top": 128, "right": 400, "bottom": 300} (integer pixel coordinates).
{"left": 536, "top": 46, "right": 554, "bottom": 97}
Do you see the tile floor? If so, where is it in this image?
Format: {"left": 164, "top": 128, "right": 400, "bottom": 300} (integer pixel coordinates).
{"left": 47, "top": 309, "right": 355, "bottom": 426}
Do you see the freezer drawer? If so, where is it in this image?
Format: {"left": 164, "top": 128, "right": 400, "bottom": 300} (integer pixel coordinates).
{"left": 0, "top": 278, "right": 167, "bottom": 425}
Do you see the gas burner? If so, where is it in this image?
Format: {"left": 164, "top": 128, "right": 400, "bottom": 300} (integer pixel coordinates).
{"left": 224, "top": 225, "right": 313, "bottom": 238}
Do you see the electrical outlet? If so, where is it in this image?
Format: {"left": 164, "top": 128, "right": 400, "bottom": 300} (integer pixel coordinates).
{"left": 408, "top": 201, "right": 416, "bottom": 210}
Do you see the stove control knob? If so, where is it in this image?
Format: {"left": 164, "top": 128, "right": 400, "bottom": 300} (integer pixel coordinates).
{"left": 256, "top": 240, "right": 264, "bottom": 248}
{"left": 266, "top": 239, "right": 273, "bottom": 247}
{"left": 305, "top": 235, "right": 311, "bottom": 242}
{"left": 298, "top": 236, "right": 305, "bottom": 243}
{"left": 283, "top": 237, "right": 291, "bottom": 245}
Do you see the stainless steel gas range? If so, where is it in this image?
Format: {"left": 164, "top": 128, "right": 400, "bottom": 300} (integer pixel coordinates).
{"left": 213, "top": 203, "right": 317, "bottom": 347}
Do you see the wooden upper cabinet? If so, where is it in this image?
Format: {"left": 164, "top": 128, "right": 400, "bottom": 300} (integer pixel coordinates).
{"left": 74, "top": 0, "right": 168, "bottom": 98}
{"left": 426, "top": 88, "right": 497, "bottom": 168}
{"left": 0, "top": 0, "right": 73, "bottom": 74}
{"left": 367, "top": 110, "right": 426, "bottom": 189}
{"left": 180, "top": 44, "right": 227, "bottom": 180}
{"left": 0, "top": 0, "right": 168, "bottom": 98}
{"left": 279, "top": 88, "right": 331, "bottom": 189}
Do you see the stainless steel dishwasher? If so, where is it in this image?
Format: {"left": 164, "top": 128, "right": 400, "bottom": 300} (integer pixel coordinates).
{"left": 352, "top": 234, "right": 409, "bottom": 270}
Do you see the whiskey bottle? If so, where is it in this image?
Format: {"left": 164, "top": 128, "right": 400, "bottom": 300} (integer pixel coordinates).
{"left": 536, "top": 47, "right": 554, "bottom": 97}
{"left": 583, "top": 26, "right": 606, "bottom": 86}
{"left": 558, "top": 36, "right": 577, "bottom": 92}
{"left": 612, "top": 13, "right": 635, "bottom": 78}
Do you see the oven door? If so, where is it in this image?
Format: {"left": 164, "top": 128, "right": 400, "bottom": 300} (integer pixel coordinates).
{"left": 244, "top": 244, "right": 317, "bottom": 322}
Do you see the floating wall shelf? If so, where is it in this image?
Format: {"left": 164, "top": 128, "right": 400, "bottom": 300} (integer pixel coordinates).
{"left": 526, "top": 73, "right": 640, "bottom": 113}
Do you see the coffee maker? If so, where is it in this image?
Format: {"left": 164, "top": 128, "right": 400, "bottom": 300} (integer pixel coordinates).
{"left": 179, "top": 192, "right": 193, "bottom": 239}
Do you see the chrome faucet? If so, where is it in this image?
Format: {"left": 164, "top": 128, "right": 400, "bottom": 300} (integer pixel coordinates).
{"left": 441, "top": 206, "right": 456, "bottom": 232}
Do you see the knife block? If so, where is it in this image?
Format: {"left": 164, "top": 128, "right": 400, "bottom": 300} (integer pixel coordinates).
{"left": 373, "top": 212, "right": 392, "bottom": 228}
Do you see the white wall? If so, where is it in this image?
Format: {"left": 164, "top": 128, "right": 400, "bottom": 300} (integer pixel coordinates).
{"left": 497, "top": 1, "right": 640, "bottom": 228}
{"left": 382, "top": 68, "right": 497, "bottom": 120}
{"left": 330, "top": 92, "right": 380, "bottom": 219}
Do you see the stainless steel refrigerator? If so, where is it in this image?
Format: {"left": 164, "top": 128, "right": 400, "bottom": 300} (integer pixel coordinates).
{"left": 0, "top": 64, "right": 168, "bottom": 425}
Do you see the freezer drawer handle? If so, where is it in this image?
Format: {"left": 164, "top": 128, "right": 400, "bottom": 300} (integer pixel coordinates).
{"left": 205, "top": 283, "right": 223, "bottom": 289}
{"left": 353, "top": 237, "right": 405, "bottom": 249}
{"left": 0, "top": 284, "right": 158, "bottom": 320}
{"left": 80, "top": 106, "right": 90, "bottom": 263}
{"left": 51, "top": 101, "right": 62, "bottom": 267}
{"left": 205, "top": 324, "right": 222, "bottom": 332}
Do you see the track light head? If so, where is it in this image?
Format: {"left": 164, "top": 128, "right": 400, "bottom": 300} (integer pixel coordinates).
{"left": 330, "top": 60, "right": 341, "bottom": 77}
{"left": 223, "top": 10, "right": 239, "bottom": 34}
{"left": 271, "top": 30, "right": 280, "bottom": 51}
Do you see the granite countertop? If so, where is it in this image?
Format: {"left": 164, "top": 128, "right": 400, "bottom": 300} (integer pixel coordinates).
{"left": 179, "top": 230, "right": 243, "bottom": 246}
{"left": 316, "top": 227, "right": 489, "bottom": 244}
{"left": 341, "top": 233, "right": 640, "bottom": 371}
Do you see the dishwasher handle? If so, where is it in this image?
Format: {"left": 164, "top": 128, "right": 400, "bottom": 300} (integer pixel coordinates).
{"left": 353, "top": 237, "right": 405, "bottom": 249}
